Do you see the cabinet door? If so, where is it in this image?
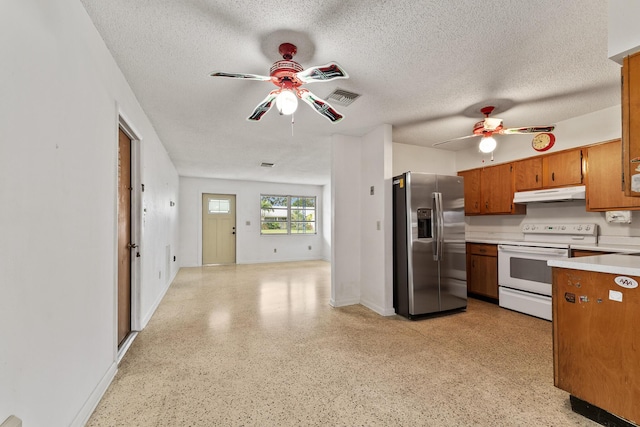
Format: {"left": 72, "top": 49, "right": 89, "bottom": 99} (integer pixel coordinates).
{"left": 553, "top": 268, "right": 640, "bottom": 423}
{"left": 467, "top": 253, "right": 498, "bottom": 299}
{"left": 542, "top": 148, "right": 583, "bottom": 187}
{"left": 586, "top": 139, "right": 640, "bottom": 211}
{"left": 514, "top": 157, "right": 543, "bottom": 191}
{"left": 481, "top": 163, "right": 514, "bottom": 214}
{"left": 458, "top": 169, "right": 481, "bottom": 214}
{"left": 622, "top": 51, "right": 640, "bottom": 197}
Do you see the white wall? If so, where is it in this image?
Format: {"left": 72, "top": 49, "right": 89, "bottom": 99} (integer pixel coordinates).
{"left": 179, "top": 177, "right": 325, "bottom": 265}
{"left": 322, "top": 183, "right": 331, "bottom": 261}
{"left": 331, "top": 135, "right": 362, "bottom": 307}
{"left": 393, "top": 142, "right": 458, "bottom": 176}
{"left": 0, "top": 1, "right": 179, "bottom": 426}
{"left": 331, "top": 125, "right": 394, "bottom": 315}
{"left": 359, "top": 125, "right": 394, "bottom": 315}
{"left": 608, "top": 0, "right": 640, "bottom": 63}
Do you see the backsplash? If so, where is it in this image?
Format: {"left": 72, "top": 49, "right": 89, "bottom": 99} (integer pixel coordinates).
{"left": 465, "top": 201, "right": 640, "bottom": 238}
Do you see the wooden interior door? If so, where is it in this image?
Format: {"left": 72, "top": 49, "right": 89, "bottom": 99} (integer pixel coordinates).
{"left": 202, "top": 194, "right": 236, "bottom": 265}
{"left": 117, "top": 129, "right": 132, "bottom": 347}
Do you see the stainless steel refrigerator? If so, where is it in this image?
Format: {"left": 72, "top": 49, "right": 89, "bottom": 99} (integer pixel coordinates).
{"left": 392, "top": 172, "right": 467, "bottom": 319}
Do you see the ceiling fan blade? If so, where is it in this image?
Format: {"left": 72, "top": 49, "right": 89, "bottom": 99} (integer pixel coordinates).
{"left": 247, "top": 90, "right": 279, "bottom": 121}
{"left": 432, "top": 134, "right": 480, "bottom": 147}
{"left": 298, "top": 89, "right": 344, "bottom": 122}
{"left": 499, "top": 125, "right": 555, "bottom": 135}
{"left": 210, "top": 71, "right": 272, "bottom": 82}
{"left": 296, "top": 62, "right": 349, "bottom": 84}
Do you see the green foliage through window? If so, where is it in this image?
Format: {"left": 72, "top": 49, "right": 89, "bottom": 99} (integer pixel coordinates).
{"left": 260, "top": 195, "right": 316, "bottom": 235}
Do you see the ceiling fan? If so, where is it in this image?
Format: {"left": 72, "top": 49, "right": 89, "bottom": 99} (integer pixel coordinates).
{"left": 432, "top": 106, "right": 555, "bottom": 153}
{"left": 210, "top": 43, "right": 349, "bottom": 123}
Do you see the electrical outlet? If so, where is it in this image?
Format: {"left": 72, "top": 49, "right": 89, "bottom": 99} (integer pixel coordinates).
{"left": 376, "top": 221, "right": 381, "bottom": 230}
{"left": 274, "top": 248, "right": 277, "bottom": 253}
{"left": 308, "top": 245, "right": 312, "bottom": 250}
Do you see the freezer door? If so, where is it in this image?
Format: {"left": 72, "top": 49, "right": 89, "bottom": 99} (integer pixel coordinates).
{"left": 437, "top": 175, "right": 467, "bottom": 311}
{"left": 407, "top": 173, "right": 440, "bottom": 315}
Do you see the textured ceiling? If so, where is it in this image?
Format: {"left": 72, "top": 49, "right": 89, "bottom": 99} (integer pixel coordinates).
{"left": 79, "top": 0, "right": 620, "bottom": 185}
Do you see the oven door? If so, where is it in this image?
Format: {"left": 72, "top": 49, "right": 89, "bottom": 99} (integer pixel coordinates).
{"left": 498, "top": 244, "right": 569, "bottom": 296}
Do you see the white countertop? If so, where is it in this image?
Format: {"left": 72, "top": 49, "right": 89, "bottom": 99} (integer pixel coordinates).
{"left": 548, "top": 253, "right": 640, "bottom": 276}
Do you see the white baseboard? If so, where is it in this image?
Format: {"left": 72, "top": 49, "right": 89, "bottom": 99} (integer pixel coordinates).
{"left": 70, "top": 362, "right": 117, "bottom": 427}
{"left": 329, "top": 297, "right": 360, "bottom": 307}
{"left": 360, "top": 298, "right": 396, "bottom": 316}
{"left": 140, "top": 277, "right": 173, "bottom": 328}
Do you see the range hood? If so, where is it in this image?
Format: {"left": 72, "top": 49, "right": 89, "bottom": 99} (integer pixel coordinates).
{"left": 513, "top": 185, "right": 586, "bottom": 204}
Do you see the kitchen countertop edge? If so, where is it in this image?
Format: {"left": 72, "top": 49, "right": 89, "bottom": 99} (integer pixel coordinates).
{"left": 548, "top": 253, "right": 640, "bottom": 276}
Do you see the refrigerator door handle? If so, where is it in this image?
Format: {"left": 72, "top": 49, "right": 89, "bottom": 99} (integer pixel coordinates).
{"left": 433, "top": 192, "right": 444, "bottom": 261}
{"left": 432, "top": 193, "right": 438, "bottom": 260}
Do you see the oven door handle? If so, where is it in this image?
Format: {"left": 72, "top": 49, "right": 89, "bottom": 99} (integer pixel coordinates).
{"left": 498, "top": 245, "right": 568, "bottom": 256}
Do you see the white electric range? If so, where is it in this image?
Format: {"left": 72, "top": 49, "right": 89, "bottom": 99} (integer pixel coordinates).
{"left": 497, "top": 223, "right": 598, "bottom": 320}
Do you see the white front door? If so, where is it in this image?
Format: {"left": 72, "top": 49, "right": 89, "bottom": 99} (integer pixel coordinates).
{"left": 202, "top": 193, "right": 236, "bottom": 265}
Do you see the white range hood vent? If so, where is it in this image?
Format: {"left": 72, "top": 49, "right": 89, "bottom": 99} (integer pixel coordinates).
{"left": 513, "top": 185, "right": 586, "bottom": 204}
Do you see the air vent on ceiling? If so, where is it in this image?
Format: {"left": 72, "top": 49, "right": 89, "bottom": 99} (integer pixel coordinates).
{"left": 326, "top": 88, "right": 361, "bottom": 106}
{"left": 260, "top": 162, "right": 275, "bottom": 168}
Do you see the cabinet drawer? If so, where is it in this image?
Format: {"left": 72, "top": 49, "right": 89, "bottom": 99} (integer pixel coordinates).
{"left": 468, "top": 243, "right": 497, "bottom": 256}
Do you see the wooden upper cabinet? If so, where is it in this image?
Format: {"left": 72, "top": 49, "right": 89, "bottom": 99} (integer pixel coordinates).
{"left": 481, "top": 163, "right": 515, "bottom": 214}
{"left": 622, "top": 51, "right": 640, "bottom": 197}
{"left": 459, "top": 163, "right": 526, "bottom": 216}
{"left": 586, "top": 139, "right": 640, "bottom": 211}
{"left": 514, "top": 157, "right": 543, "bottom": 191}
{"left": 458, "top": 169, "right": 481, "bottom": 214}
{"left": 542, "top": 148, "right": 583, "bottom": 188}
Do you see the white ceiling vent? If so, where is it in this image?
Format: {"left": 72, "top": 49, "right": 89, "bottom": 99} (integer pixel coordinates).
{"left": 326, "top": 88, "right": 361, "bottom": 106}
{"left": 260, "top": 162, "right": 275, "bottom": 168}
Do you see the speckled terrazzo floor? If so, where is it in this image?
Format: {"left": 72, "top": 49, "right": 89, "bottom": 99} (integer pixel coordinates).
{"left": 87, "top": 260, "right": 597, "bottom": 426}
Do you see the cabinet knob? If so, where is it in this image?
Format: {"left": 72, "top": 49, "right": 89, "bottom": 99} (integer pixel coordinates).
{"left": 552, "top": 172, "right": 555, "bottom": 181}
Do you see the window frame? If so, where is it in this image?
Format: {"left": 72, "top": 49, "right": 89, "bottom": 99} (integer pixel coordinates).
{"left": 260, "top": 194, "right": 317, "bottom": 235}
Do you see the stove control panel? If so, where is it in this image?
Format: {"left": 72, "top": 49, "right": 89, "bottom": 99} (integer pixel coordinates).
{"left": 522, "top": 223, "right": 598, "bottom": 236}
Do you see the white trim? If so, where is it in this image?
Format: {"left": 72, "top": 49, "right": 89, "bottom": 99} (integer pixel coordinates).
{"left": 360, "top": 298, "right": 396, "bottom": 316}
{"left": 140, "top": 277, "right": 172, "bottom": 328}
{"left": 69, "top": 362, "right": 118, "bottom": 427}
{"left": 329, "top": 296, "right": 360, "bottom": 307}
{"left": 116, "top": 331, "right": 138, "bottom": 364}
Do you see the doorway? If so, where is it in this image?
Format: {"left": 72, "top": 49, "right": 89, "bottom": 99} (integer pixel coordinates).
{"left": 202, "top": 193, "right": 236, "bottom": 265}
{"left": 117, "top": 128, "right": 132, "bottom": 346}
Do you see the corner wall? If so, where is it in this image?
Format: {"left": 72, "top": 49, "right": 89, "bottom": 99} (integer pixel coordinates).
{"left": 0, "top": 1, "right": 179, "bottom": 426}
{"left": 331, "top": 125, "right": 394, "bottom": 315}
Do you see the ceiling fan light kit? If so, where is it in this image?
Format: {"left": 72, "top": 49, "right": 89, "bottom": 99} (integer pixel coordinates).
{"left": 210, "top": 43, "right": 349, "bottom": 123}
{"left": 275, "top": 90, "right": 298, "bottom": 115}
{"left": 432, "top": 105, "right": 556, "bottom": 155}
{"left": 478, "top": 136, "right": 497, "bottom": 153}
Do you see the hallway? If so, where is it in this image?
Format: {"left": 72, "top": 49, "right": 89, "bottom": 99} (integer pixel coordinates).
{"left": 87, "top": 261, "right": 595, "bottom": 426}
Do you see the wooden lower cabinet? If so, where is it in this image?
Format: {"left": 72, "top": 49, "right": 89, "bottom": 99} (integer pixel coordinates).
{"left": 466, "top": 243, "right": 498, "bottom": 299}
{"left": 570, "top": 249, "right": 612, "bottom": 258}
{"left": 553, "top": 267, "right": 640, "bottom": 424}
